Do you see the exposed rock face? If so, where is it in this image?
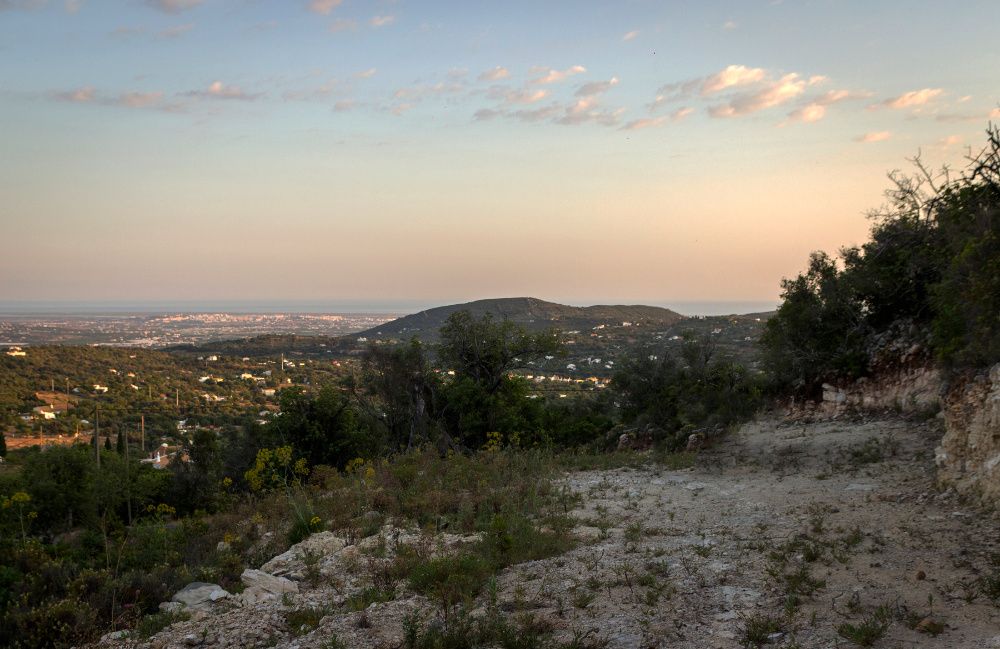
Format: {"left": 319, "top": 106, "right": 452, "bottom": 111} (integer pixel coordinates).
{"left": 936, "top": 363, "right": 1000, "bottom": 504}
{"left": 808, "top": 366, "right": 942, "bottom": 419}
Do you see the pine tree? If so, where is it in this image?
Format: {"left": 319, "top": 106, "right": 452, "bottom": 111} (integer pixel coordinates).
{"left": 0, "top": 430, "right": 6, "bottom": 458}
{"left": 116, "top": 430, "right": 124, "bottom": 454}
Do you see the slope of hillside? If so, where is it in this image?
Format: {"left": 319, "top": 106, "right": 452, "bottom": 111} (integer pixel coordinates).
{"left": 355, "top": 297, "right": 686, "bottom": 342}
{"left": 107, "top": 416, "right": 1000, "bottom": 649}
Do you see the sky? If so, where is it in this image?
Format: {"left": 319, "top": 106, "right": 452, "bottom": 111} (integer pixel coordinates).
{"left": 1, "top": 0, "right": 998, "bottom": 309}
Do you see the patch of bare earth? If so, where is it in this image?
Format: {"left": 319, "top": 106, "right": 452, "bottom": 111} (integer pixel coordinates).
{"left": 119, "top": 416, "right": 1000, "bottom": 648}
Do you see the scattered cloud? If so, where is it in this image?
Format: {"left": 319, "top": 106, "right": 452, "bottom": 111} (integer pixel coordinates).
{"left": 708, "top": 73, "right": 820, "bottom": 118}
{"left": 530, "top": 65, "right": 586, "bottom": 85}
{"left": 700, "top": 65, "right": 766, "bottom": 95}
{"left": 478, "top": 66, "right": 509, "bottom": 82}
{"left": 390, "top": 102, "right": 413, "bottom": 116}
{"left": 473, "top": 108, "right": 503, "bottom": 121}
{"left": 282, "top": 79, "right": 339, "bottom": 102}
{"left": 576, "top": 76, "right": 619, "bottom": 97}
{"left": 510, "top": 104, "right": 562, "bottom": 123}
{"left": 186, "top": 80, "right": 261, "bottom": 101}
{"left": 939, "top": 135, "right": 962, "bottom": 147}
{"left": 308, "top": 0, "right": 341, "bottom": 15}
{"left": 620, "top": 106, "right": 692, "bottom": 131}
{"left": 355, "top": 68, "right": 377, "bottom": 79}
{"left": 557, "top": 98, "right": 623, "bottom": 126}
{"left": 488, "top": 87, "right": 548, "bottom": 105}
{"left": 991, "top": 107, "right": 1000, "bottom": 119}
{"left": 722, "top": 20, "right": 737, "bottom": 30}
{"left": 785, "top": 103, "right": 826, "bottom": 123}
{"left": 116, "top": 91, "right": 164, "bottom": 108}
{"left": 783, "top": 89, "right": 866, "bottom": 124}
{"left": 145, "top": 0, "right": 202, "bottom": 14}
{"left": 622, "top": 30, "right": 639, "bottom": 41}
{"left": 370, "top": 14, "right": 395, "bottom": 27}
{"left": 54, "top": 86, "right": 95, "bottom": 103}
{"left": 621, "top": 116, "right": 666, "bottom": 131}
{"left": 856, "top": 131, "right": 892, "bottom": 143}
{"left": 333, "top": 99, "right": 356, "bottom": 112}
{"left": 478, "top": 96, "right": 626, "bottom": 128}
{"left": 328, "top": 18, "right": 357, "bottom": 33}
{"left": 52, "top": 86, "right": 180, "bottom": 112}
{"left": 64, "top": 0, "right": 81, "bottom": 13}
{"left": 877, "top": 88, "right": 943, "bottom": 110}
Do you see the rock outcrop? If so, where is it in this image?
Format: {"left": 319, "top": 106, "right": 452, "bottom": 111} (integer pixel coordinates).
{"left": 936, "top": 363, "right": 1000, "bottom": 504}
{"left": 795, "top": 365, "right": 943, "bottom": 420}
{"left": 169, "top": 582, "right": 230, "bottom": 612}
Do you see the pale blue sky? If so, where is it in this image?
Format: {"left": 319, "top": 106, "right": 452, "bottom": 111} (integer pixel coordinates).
{"left": 1, "top": 0, "right": 997, "bottom": 305}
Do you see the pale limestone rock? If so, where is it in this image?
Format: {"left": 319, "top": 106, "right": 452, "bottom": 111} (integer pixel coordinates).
{"left": 241, "top": 568, "right": 299, "bottom": 596}
{"left": 260, "top": 531, "right": 348, "bottom": 576}
{"left": 171, "top": 582, "right": 230, "bottom": 610}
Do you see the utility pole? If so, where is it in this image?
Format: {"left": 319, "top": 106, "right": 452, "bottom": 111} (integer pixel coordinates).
{"left": 95, "top": 405, "right": 101, "bottom": 469}
{"left": 140, "top": 414, "right": 145, "bottom": 452}
{"left": 175, "top": 389, "right": 179, "bottom": 409}
{"left": 124, "top": 425, "right": 132, "bottom": 525}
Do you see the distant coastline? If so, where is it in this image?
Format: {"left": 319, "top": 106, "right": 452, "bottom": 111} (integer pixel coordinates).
{"left": 0, "top": 299, "right": 778, "bottom": 318}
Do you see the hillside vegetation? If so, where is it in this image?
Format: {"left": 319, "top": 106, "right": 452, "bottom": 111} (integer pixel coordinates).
{"left": 762, "top": 126, "right": 1000, "bottom": 394}
{"left": 353, "top": 297, "right": 685, "bottom": 342}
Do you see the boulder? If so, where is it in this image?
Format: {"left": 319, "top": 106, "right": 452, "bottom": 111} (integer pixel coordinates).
{"left": 170, "top": 582, "right": 230, "bottom": 610}
{"left": 260, "top": 531, "right": 347, "bottom": 576}
{"left": 241, "top": 568, "right": 298, "bottom": 596}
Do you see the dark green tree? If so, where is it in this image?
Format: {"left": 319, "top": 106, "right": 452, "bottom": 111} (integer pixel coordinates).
{"left": 354, "top": 339, "right": 440, "bottom": 450}
{"left": 271, "top": 386, "right": 368, "bottom": 468}
{"left": 436, "top": 311, "right": 562, "bottom": 447}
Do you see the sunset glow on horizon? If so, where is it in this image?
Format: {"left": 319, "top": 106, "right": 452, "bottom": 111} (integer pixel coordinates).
{"left": 1, "top": 0, "right": 998, "bottom": 306}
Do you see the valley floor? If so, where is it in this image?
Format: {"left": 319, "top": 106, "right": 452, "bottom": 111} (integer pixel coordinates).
{"left": 108, "top": 416, "right": 1000, "bottom": 649}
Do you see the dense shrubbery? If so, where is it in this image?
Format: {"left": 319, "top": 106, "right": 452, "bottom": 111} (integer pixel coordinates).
{"left": 762, "top": 126, "right": 1000, "bottom": 394}
{"left": 612, "top": 336, "right": 763, "bottom": 450}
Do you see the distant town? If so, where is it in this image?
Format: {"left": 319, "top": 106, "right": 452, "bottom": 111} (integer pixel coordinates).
{"left": 0, "top": 312, "right": 400, "bottom": 348}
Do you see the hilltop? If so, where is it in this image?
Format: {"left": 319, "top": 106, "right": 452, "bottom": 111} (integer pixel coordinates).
{"left": 354, "top": 297, "right": 686, "bottom": 343}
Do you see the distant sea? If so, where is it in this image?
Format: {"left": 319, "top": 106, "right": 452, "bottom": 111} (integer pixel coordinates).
{"left": 0, "top": 299, "right": 778, "bottom": 317}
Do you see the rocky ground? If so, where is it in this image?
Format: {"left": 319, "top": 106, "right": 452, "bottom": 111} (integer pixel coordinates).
{"left": 99, "top": 416, "right": 1000, "bottom": 648}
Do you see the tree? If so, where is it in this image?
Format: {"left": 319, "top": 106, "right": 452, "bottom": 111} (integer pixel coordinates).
{"left": 436, "top": 311, "right": 562, "bottom": 447}
{"left": 760, "top": 252, "right": 867, "bottom": 393}
{"left": 763, "top": 125, "right": 1000, "bottom": 390}
{"left": 354, "top": 339, "right": 441, "bottom": 450}
{"left": 271, "top": 386, "right": 367, "bottom": 468}
{"left": 20, "top": 446, "right": 96, "bottom": 531}
{"left": 0, "top": 430, "right": 6, "bottom": 458}
{"left": 438, "top": 311, "right": 562, "bottom": 395}
{"left": 613, "top": 338, "right": 761, "bottom": 450}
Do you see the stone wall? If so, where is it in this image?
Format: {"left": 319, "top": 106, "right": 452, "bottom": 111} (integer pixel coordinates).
{"left": 935, "top": 364, "right": 1000, "bottom": 505}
